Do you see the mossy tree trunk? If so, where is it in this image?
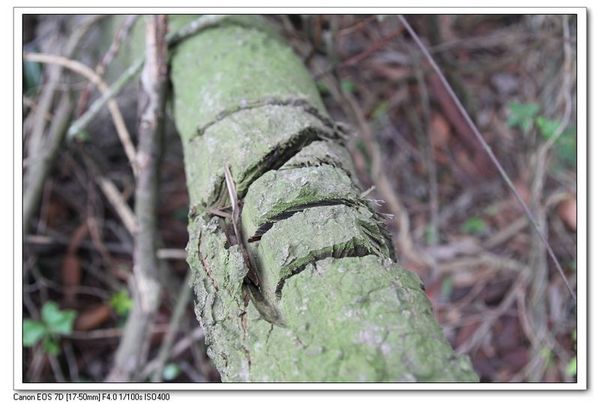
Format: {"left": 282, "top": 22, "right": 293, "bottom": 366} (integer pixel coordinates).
{"left": 169, "top": 15, "right": 478, "bottom": 382}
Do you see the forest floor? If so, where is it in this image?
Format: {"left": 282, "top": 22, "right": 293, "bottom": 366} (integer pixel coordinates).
{"left": 22, "top": 14, "right": 577, "bottom": 383}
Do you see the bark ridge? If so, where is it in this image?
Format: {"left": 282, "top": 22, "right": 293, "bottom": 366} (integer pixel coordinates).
{"left": 171, "top": 16, "right": 478, "bottom": 382}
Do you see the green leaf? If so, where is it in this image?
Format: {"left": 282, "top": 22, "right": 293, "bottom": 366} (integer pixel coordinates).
{"left": 23, "top": 319, "right": 46, "bottom": 347}
{"left": 565, "top": 357, "right": 577, "bottom": 377}
{"left": 162, "top": 363, "right": 181, "bottom": 381}
{"left": 424, "top": 224, "right": 439, "bottom": 246}
{"left": 440, "top": 277, "right": 454, "bottom": 301}
{"left": 371, "top": 101, "right": 389, "bottom": 121}
{"left": 110, "top": 289, "right": 133, "bottom": 316}
{"left": 41, "top": 301, "right": 76, "bottom": 335}
{"left": 556, "top": 126, "right": 576, "bottom": 167}
{"left": 340, "top": 79, "right": 355, "bottom": 94}
{"left": 507, "top": 102, "right": 540, "bottom": 133}
{"left": 533, "top": 117, "right": 575, "bottom": 168}
{"left": 535, "top": 116, "right": 562, "bottom": 140}
{"left": 316, "top": 81, "right": 330, "bottom": 96}
{"left": 23, "top": 60, "right": 42, "bottom": 94}
{"left": 75, "top": 129, "right": 90, "bottom": 142}
{"left": 461, "top": 217, "right": 488, "bottom": 235}
{"left": 42, "top": 335, "right": 60, "bottom": 356}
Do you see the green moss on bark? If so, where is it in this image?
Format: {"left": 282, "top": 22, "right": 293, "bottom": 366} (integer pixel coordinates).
{"left": 250, "top": 205, "right": 394, "bottom": 307}
{"left": 186, "top": 212, "right": 250, "bottom": 381}
{"left": 172, "top": 15, "right": 478, "bottom": 382}
{"left": 241, "top": 165, "right": 364, "bottom": 241}
{"left": 247, "top": 256, "right": 478, "bottom": 382}
{"left": 171, "top": 23, "right": 326, "bottom": 142}
{"left": 181, "top": 106, "right": 338, "bottom": 208}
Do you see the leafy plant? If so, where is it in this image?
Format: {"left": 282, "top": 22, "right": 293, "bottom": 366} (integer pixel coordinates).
{"left": 461, "top": 217, "right": 488, "bottom": 235}
{"left": 535, "top": 116, "right": 576, "bottom": 167}
{"left": 74, "top": 129, "right": 91, "bottom": 142}
{"left": 23, "top": 301, "right": 76, "bottom": 355}
{"left": 507, "top": 102, "right": 576, "bottom": 168}
{"left": 535, "top": 116, "right": 561, "bottom": 139}
{"left": 162, "top": 363, "right": 181, "bottom": 381}
{"left": 565, "top": 329, "right": 577, "bottom": 378}
{"left": 23, "top": 59, "right": 42, "bottom": 96}
{"left": 565, "top": 357, "right": 577, "bottom": 377}
{"left": 110, "top": 289, "right": 133, "bottom": 316}
{"left": 540, "top": 346, "right": 555, "bottom": 370}
{"left": 424, "top": 224, "right": 439, "bottom": 246}
{"left": 507, "top": 102, "right": 540, "bottom": 133}
{"left": 371, "top": 101, "right": 390, "bottom": 121}
{"left": 316, "top": 81, "right": 330, "bottom": 97}
{"left": 440, "top": 277, "right": 454, "bottom": 302}
{"left": 340, "top": 79, "right": 356, "bottom": 94}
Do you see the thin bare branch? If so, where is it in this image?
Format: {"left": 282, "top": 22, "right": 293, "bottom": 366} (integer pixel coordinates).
{"left": 398, "top": 15, "right": 575, "bottom": 301}
{"left": 150, "top": 270, "right": 193, "bottom": 382}
{"left": 23, "top": 94, "right": 73, "bottom": 233}
{"left": 67, "top": 15, "right": 231, "bottom": 140}
{"left": 24, "top": 52, "right": 138, "bottom": 176}
{"left": 76, "top": 15, "right": 139, "bottom": 116}
{"left": 96, "top": 176, "right": 137, "bottom": 235}
{"left": 106, "top": 15, "right": 169, "bottom": 382}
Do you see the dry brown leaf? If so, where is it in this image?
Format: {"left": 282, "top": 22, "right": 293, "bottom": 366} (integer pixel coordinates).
{"left": 61, "top": 253, "right": 81, "bottom": 305}
{"left": 558, "top": 196, "right": 576, "bottom": 232}
{"left": 75, "top": 303, "right": 112, "bottom": 331}
{"left": 430, "top": 112, "right": 450, "bottom": 148}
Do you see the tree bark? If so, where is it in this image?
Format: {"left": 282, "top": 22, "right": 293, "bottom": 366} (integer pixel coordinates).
{"left": 170, "top": 15, "right": 478, "bottom": 382}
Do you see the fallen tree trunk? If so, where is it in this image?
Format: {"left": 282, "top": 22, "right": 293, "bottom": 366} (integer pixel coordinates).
{"left": 170, "top": 15, "right": 478, "bottom": 382}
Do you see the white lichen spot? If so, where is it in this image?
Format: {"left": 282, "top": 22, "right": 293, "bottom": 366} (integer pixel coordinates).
{"left": 357, "top": 326, "right": 384, "bottom": 347}
{"left": 304, "top": 345, "right": 324, "bottom": 356}
{"left": 380, "top": 343, "right": 392, "bottom": 356}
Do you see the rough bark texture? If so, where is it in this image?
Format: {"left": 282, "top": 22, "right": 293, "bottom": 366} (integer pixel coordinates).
{"left": 170, "top": 15, "right": 478, "bottom": 382}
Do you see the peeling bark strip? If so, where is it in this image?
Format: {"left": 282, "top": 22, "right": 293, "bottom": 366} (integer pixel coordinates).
{"left": 171, "top": 16, "right": 478, "bottom": 381}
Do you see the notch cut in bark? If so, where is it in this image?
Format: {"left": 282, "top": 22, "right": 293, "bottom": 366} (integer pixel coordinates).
{"left": 171, "top": 15, "right": 478, "bottom": 382}
{"left": 241, "top": 164, "right": 366, "bottom": 242}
